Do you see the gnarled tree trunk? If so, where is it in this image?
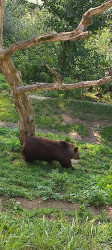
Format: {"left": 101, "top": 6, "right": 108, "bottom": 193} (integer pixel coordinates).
{"left": 0, "top": 56, "right": 35, "bottom": 143}
{"left": 0, "top": 0, "right": 112, "bottom": 143}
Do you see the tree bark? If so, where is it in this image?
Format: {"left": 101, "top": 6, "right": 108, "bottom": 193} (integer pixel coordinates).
{"left": 16, "top": 75, "right": 112, "bottom": 93}
{"left": 0, "top": 57, "right": 35, "bottom": 143}
{"left": 0, "top": 0, "right": 5, "bottom": 47}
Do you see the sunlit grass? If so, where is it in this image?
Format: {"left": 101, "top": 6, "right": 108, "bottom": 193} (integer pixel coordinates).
{"left": 100, "top": 126, "right": 112, "bottom": 143}
{"left": 0, "top": 94, "right": 18, "bottom": 122}
{"left": 0, "top": 207, "right": 112, "bottom": 250}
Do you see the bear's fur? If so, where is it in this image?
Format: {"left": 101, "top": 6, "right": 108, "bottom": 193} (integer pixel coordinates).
{"left": 22, "top": 136, "right": 79, "bottom": 170}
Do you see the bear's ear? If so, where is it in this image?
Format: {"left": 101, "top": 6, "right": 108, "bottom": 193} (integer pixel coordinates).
{"left": 74, "top": 147, "right": 78, "bottom": 152}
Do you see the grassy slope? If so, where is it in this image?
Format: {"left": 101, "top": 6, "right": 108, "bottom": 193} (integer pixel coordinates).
{"left": 0, "top": 127, "right": 112, "bottom": 204}
{"left": 0, "top": 81, "right": 112, "bottom": 249}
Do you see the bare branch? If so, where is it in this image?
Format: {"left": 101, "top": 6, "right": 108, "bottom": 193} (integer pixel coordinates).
{"left": 46, "top": 64, "right": 63, "bottom": 86}
{"left": 16, "top": 75, "right": 112, "bottom": 94}
{"left": 1, "top": 31, "right": 90, "bottom": 58}
{"left": 77, "top": 0, "right": 112, "bottom": 33}
{"left": 0, "top": 0, "right": 5, "bottom": 48}
{"left": 1, "top": 0, "right": 112, "bottom": 57}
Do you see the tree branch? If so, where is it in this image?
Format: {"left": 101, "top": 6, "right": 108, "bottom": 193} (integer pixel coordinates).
{"left": 1, "top": 31, "right": 90, "bottom": 58}
{"left": 46, "top": 64, "right": 63, "bottom": 86}
{"left": 77, "top": 0, "right": 112, "bottom": 33}
{"left": 16, "top": 75, "right": 112, "bottom": 94}
{"left": 1, "top": 0, "right": 112, "bottom": 57}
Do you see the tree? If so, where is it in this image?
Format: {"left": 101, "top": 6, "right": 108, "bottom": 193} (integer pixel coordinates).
{"left": 43, "top": 0, "right": 112, "bottom": 78}
{"left": 0, "top": 0, "right": 112, "bottom": 143}
{"left": 4, "top": 0, "right": 54, "bottom": 83}
{"left": 43, "top": 0, "right": 110, "bottom": 32}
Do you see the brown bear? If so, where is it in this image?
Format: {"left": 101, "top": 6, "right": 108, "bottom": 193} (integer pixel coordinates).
{"left": 22, "top": 136, "right": 79, "bottom": 170}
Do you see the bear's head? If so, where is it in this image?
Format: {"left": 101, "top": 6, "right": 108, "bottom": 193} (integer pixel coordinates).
{"left": 59, "top": 141, "right": 79, "bottom": 159}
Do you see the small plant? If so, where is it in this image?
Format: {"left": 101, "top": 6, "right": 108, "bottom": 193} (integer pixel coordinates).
{"left": 100, "top": 126, "right": 112, "bottom": 143}
{"left": 50, "top": 170, "right": 69, "bottom": 192}
{"left": 87, "top": 187, "right": 107, "bottom": 206}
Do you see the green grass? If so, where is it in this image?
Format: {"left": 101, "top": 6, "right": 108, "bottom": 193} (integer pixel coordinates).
{"left": 0, "top": 207, "right": 112, "bottom": 250}
{"left": 33, "top": 98, "right": 89, "bottom": 135}
{"left": 0, "top": 127, "right": 112, "bottom": 206}
{"left": 33, "top": 97, "right": 112, "bottom": 124}
{"left": 1, "top": 90, "right": 112, "bottom": 137}
{"left": 100, "top": 126, "right": 112, "bottom": 142}
{"left": 0, "top": 74, "right": 10, "bottom": 92}
{"left": 0, "top": 75, "right": 112, "bottom": 249}
{"left": 0, "top": 93, "right": 18, "bottom": 122}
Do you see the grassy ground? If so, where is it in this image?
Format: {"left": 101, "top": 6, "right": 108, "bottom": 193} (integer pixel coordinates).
{"left": 0, "top": 127, "right": 112, "bottom": 204}
{"left": 0, "top": 77, "right": 112, "bottom": 249}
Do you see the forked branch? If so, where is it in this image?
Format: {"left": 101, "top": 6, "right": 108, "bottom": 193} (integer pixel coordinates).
{"left": 46, "top": 64, "right": 63, "bottom": 86}
{"left": 1, "top": 0, "right": 112, "bottom": 57}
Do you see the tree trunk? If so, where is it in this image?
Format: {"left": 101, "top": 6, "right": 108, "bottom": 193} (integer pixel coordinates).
{"left": 0, "top": 0, "right": 112, "bottom": 143}
{"left": 0, "top": 56, "right": 35, "bottom": 143}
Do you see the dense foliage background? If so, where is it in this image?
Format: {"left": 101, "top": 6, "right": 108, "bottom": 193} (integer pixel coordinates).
{"left": 3, "top": 0, "right": 112, "bottom": 94}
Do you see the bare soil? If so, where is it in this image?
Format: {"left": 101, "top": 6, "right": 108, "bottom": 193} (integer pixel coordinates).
{"left": 1, "top": 196, "right": 112, "bottom": 220}
{"left": 62, "top": 111, "right": 112, "bottom": 144}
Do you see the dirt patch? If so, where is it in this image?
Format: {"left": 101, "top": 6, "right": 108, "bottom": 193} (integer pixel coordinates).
{"left": 0, "top": 196, "right": 81, "bottom": 212}
{"left": 0, "top": 121, "right": 18, "bottom": 129}
{"left": 0, "top": 197, "right": 9, "bottom": 212}
{"left": 0, "top": 103, "right": 112, "bottom": 144}
{"left": 70, "top": 121, "right": 102, "bottom": 144}
{"left": 1, "top": 197, "right": 112, "bottom": 220}
{"left": 15, "top": 197, "right": 81, "bottom": 211}
{"left": 0, "top": 119, "right": 111, "bottom": 144}
{"left": 29, "top": 95, "right": 50, "bottom": 100}
{"left": 62, "top": 113, "right": 112, "bottom": 144}
{"left": 106, "top": 206, "right": 112, "bottom": 219}
{"left": 77, "top": 119, "right": 112, "bottom": 144}
{"left": 62, "top": 113, "right": 74, "bottom": 124}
